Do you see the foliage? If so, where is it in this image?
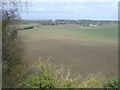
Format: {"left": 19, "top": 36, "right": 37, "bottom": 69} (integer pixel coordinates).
{"left": 20, "top": 59, "right": 104, "bottom": 88}
{"left": 2, "top": 1, "right": 25, "bottom": 87}
{"left": 20, "top": 59, "right": 58, "bottom": 88}
{"left": 79, "top": 73, "right": 104, "bottom": 88}
{"left": 60, "top": 77, "right": 79, "bottom": 88}
{"left": 104, "top": 77, "right": 120, "bottom": 89}
{"left": 22, "top": 71, "right": 57, "bottom": 88}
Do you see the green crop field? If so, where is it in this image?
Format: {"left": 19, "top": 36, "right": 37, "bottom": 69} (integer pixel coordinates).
{"left": 19, "top": 24, "right": 118, "bottom": 80}
{"left": 20, "top": 24, "right": 118, "bottom": 42}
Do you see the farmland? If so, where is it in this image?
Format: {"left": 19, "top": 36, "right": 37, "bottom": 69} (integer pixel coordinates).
{"left": 19, "top": 23, "right": 118, "bottom": 80}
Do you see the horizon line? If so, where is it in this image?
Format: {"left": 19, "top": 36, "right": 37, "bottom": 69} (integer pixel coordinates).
{"left": 21, "top": 19, "right": 118, "bottom": 21}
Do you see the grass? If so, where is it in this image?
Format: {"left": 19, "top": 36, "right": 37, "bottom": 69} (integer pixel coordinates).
{"left": 19, "top": 24, "right": 118, "bottom": 42}
{"left": 17, "top": 23, "right": 118, "bottom": 88}
{"left": 19, "top": 23, "right": 118, "bottom": 80}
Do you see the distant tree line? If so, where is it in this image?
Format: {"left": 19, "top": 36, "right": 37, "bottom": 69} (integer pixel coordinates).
{"left": 20, "top": 19, "right": 117, "bottom": 26}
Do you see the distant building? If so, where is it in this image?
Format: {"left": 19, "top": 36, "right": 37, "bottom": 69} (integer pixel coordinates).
{"left": 93, "top": 25, "right": 98, "bottom": 27}
{"left": 89, "top": 24, "right": 98, "bottom": 27}
{"left": 89, "top": 24, "right": 94, "bottom": 26}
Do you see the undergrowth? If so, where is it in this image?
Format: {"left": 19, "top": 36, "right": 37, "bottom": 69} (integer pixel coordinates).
{"left": 19, "top": 57, "right": 105, "bottom": 88}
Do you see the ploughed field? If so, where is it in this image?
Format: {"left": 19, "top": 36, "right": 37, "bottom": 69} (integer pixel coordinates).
{"left": 19, "top": 24, "right": 118, "bottom": 79}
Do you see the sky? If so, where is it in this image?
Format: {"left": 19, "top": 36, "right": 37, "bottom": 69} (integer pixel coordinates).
{"left": 21, "top": 2, "right": 118, "bottom": 20}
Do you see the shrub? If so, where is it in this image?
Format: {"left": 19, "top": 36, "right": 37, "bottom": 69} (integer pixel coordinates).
{"left": 104, "top": 77, "right": 120, "bottom": 89}
{"left": 2, "top": 1, "right": 25, "bottom": 87}
{"left": 79, "top": 73, "right": 104, "bottom": 88}
{"left": 23, "top": 71, "right": 57, "bottom": 88}
{"left": 20, "top": 58, "right": 104, "bottom": 88}
{"left": 20, "top": 59, "right": 58, "bottom": 88}
{"left": 60, "top": 77, "right": 79, "bottom": 88}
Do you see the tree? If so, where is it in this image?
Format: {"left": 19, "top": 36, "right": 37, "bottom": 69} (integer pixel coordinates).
{"left": 2, "top": 1, "right": 25, "bottom": 87}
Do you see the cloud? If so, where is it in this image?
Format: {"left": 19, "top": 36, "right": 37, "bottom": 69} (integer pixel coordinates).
{"left": 21, "top": 0, "right": 119, "bottom": 2}
{"left": 21, "top": 2, "right": 117, "bottom": 20}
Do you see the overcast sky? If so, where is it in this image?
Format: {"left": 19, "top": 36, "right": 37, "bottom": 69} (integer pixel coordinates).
{"left": 21, "top": 2, "right": 118, "bottom": 20}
